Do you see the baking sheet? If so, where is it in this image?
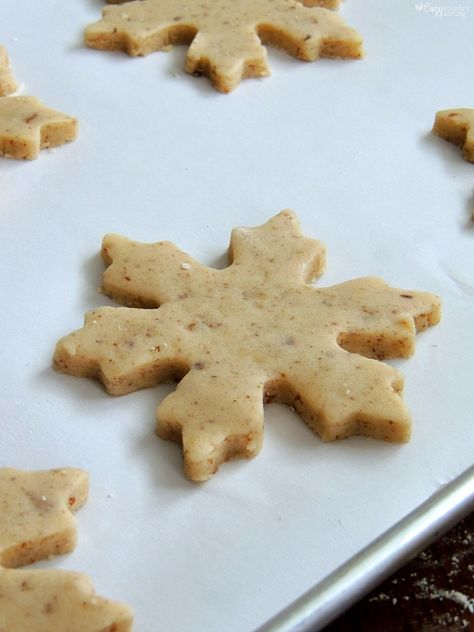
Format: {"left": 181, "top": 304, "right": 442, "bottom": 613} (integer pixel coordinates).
{"left": 1, "top": 1, "right": 473, "bottom": 630}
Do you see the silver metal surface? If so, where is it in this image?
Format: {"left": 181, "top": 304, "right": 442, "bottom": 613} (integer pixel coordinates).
{"left": 257, "top": 464, "right": 474, "bottom": 632}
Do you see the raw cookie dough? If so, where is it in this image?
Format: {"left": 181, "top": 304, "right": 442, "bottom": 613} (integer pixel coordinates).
{"left": 433, "top": 109, "right": 474, "bottom": 163}
{"left": 54, "top": 211, "right": 441, "bottom": 482}
{"left": 86, "top": 0, "right": 363, "bottom": 92}
{"left": 0, "top": 96, "right": 77, "bottom": 159}
{"left": 0, "top": 467, "right": 134, "bottom": 631}
{"left": 0, "top": 467, "right": 88, "bottom": 569}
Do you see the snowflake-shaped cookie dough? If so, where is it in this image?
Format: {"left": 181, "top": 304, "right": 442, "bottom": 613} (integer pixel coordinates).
{"left": 85, "top": 0, "right": 363, "bottom": 92}
{"left": 0, "top": 468, "right": 133, "bottom": 631}
{"left": 0, "top": 96, "right": 77, "bottom": 159}
{"left": 434, "top": 109, "right": 474, "bottom": 163}
{"left": 54, "top": 211, "right": 441, "bottom": 481}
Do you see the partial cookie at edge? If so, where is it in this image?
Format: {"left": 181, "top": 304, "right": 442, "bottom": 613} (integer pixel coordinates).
{"left": 0, "top": 96, "right": 77, "bottom": 160}
{"left": 433, "top": 108, "right": 474, "bottom": 163}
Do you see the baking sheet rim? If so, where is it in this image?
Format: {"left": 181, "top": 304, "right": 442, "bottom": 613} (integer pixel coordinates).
{"left": 257, "top": 463, "right": 474, "bottom": 631}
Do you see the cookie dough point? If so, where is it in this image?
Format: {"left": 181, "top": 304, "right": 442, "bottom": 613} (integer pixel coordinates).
{"left": 86, "top": 0, "right": 363, "bottom": 92}
{"left": 0, "top": 46, "right": 18, "bottom": 96}
{"left": 433, "top": 109, "right": 474, "bottom": 163}
{"left": 0, "top": 96, "right": 77, "bottom": 160}
{"left": 54, "top": 211, "right": 441, "bottom": 481}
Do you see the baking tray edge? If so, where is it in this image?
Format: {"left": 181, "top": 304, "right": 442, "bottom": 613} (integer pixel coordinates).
{"left": 257, "top": 463, "right": 474, "bottom": 632}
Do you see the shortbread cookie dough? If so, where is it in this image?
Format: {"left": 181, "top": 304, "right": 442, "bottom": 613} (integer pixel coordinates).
{"left": 0, "top": 467, "right": 134, "bottom": 631}
{"left": 86, "top": 0, "right": 363, "bottom": 92}
{"left": 54, "top": 211, "right": 441, "bottom": 482}
{"left": 0, "top": 468, "right": 88, "bottom": 569}
{"left": 433, "top": 109, "right": 474, "bottom": 163}
{"left": 0, "top": 96, "right": 77, "bottom": 159}
{"left": 0, "top": 46, "right": 17, "bottom": 96}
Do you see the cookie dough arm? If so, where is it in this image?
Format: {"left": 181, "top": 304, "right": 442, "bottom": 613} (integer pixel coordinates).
{"left": 185, "top": 29, "right": 270, "bottom": 93}
{"left": 229, "top": 211, "right": 326, "bottom": 284}
{"left": 256, "top": 5, "right": 363, "bottom": 61}
{"left": 326, "top": 277, "right": 441, "bottom": 360}
{"left": 53, "top": 306, "right": 188, "bottom": 395}
{"left": 157, "top": 365, "right": 265, "bottom": 481}
{"left": 101, "top": 235, "right": 213, "bottom": 306}
{"left": 85, "top": 2, "right": 198, "bottom": 55}
{"left": 0, "top": 46, "right": 17, "bottom": 96}
{"left": 285, "top": 349, "right": 411, "bottom": 442}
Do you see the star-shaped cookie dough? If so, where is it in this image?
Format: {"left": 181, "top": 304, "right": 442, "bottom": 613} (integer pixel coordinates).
{"left": 0, "top": 46, "right": 17, "bottom": 96}
{"left": 54, "top": 211, "right": 441, "bottom": 481}
{"left": 433, "top": 109, "right": 474, "bottom": 163}
{"left": 0, "top": 96, "right": 77, "bottom": 159}
{"left": 86, "top": 0, "right": 363, "bottom": 92}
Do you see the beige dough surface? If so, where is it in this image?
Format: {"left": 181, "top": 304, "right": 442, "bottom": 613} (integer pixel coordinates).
{"left": 0, "top": 96, "right": 77, "bottom": 160}
{"left": 0, "top": 46, "right": 17, "bottom": 96}
{"left": 0, "top": 468, "right": 88, "bottom": 569}
{"left": 0, "top": 568, "right": 133, "bottom": 632}
{"left": 0, "top": 468, "right": 134, "bottom": 631}
{"left": 54, "top": 211, "right": 441, "bottom": 482}
{"left": 86, "top": 0, "right": 363, "bottom": 92}
{"left": 433, "top": 108, "right": 474, "bottom": 163}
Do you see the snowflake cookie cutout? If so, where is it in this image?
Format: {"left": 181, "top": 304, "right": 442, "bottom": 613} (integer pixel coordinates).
{"left": 54, "top": 211, "right": 441, "bottom": 481}
{"left": 85, "top": 0, "right": 363, "bottom": 92}
{"left": 0, "top": 468, "right": 133, "bottom": 631}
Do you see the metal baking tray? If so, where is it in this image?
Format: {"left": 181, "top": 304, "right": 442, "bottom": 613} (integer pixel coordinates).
{"left": 259, "top": 464, "right": 474, "bottom": 631}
